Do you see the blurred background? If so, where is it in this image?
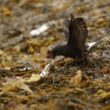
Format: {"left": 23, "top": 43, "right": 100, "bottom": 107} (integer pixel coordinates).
{"left": 0, "top": 1, "right": 110, "bottom": 110}
{"left": 0, "top": 0, "right": 110, "bottom": 48}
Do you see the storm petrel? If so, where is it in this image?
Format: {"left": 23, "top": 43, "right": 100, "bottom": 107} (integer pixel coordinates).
{"left": 47, "top": 14, "right": 88, "bottom": 61}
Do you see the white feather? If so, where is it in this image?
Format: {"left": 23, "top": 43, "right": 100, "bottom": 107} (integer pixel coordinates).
{"left": 86, "top": 42, "right": 97, "bottom": 51}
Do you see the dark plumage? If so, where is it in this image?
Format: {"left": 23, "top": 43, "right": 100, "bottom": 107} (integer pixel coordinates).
{"left": 48, "top": 14, "right": 88, "bottom": 60}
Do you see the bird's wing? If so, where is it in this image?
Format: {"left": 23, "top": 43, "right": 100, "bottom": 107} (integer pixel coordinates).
{"left": 68, "top": 15, "right": 88, "bottom": 51}
{"left": 63, "top": 14, "right": 75, "bottom": 41}
{"left": 63, "top": 18, "right": 70, "bottom": 41}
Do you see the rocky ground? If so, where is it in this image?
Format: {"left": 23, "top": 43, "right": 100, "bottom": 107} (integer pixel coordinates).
{"left": 0, "top": 0, "right": 110, "bottom": 110}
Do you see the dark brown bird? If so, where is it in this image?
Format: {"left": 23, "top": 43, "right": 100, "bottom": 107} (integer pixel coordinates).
{"left": 47, "top": 14, "right": 88, "bottom": 60}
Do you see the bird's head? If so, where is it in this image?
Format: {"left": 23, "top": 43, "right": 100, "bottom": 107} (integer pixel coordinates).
{"left": 47, "top": 45, "right": 64, "bottom": 59}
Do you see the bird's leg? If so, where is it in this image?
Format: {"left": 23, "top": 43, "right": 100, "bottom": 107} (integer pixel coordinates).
{"left": 49, "top": 61, "right": 56, "bottom": 85}
{"left": 78, "top": 53, "right": 89, "bottom": 66}
{"left": 52, "top": 73, "right": 55, "bottom": 85}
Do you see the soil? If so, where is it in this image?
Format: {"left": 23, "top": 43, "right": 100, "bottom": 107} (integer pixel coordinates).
{"left": 0, "top": 0, "right": 110, "bottom": 110}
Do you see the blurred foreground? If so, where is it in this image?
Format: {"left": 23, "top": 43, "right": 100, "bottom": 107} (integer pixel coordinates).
{"left": 0, "top": 0, "right": 110, "bottom": 110}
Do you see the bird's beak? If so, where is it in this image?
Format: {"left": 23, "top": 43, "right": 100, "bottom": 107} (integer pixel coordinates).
{"left": 47, "top": 50, "right": 53, "bottom": 58}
